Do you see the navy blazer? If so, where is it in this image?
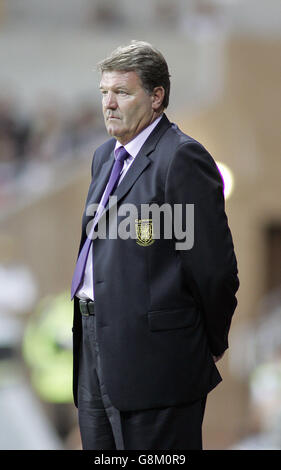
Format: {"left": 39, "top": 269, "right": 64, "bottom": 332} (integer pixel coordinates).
{"left": 72, "top": 114, "right": 239, "bottom": 411}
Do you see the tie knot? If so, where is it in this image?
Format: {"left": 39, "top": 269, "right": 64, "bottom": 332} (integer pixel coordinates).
{"left": 116, "top": 146, "right": 130, "bottom": 164}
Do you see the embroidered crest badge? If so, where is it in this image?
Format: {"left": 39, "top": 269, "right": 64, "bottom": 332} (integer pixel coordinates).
{"left": 135, "top": 219, "right": 155, "bottom": 246}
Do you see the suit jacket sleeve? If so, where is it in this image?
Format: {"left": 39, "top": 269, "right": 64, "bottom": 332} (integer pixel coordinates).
{"left": 165, "top": 141, "right": 239, "bottom": 356}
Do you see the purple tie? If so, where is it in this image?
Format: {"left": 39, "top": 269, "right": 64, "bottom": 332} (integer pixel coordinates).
{"left": 71, "top": 146, "right": 130, "bottom": 299}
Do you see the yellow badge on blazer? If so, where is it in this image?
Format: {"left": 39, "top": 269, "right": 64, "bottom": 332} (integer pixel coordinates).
{"left": 135, "top": 219, "right": 155, "bottom": 246}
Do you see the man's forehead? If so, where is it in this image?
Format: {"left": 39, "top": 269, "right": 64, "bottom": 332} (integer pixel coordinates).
{"left": 99, "top": 70, "right": 141, "bottom": 88}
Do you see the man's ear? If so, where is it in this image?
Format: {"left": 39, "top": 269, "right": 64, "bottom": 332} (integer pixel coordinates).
{"left": 151, "top": 86, "right": 165, "bottom": 111}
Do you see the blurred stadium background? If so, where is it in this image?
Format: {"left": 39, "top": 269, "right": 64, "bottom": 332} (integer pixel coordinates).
{"left": 0, "top": 0, "right": 280, "bottom": 450}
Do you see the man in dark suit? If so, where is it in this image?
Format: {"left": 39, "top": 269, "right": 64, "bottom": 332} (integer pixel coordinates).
{"left": 71, "top": 40, "right": 239, "bottom": 450}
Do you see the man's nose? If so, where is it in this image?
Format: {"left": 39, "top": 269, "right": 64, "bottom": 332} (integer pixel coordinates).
{"left": 104, "top": 91, "right": 118, "bottom": 109}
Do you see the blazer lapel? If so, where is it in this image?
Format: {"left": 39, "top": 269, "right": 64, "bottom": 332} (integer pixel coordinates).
{"left": 87, "top": 151, "right": 115, "bottom": 208}
{"left": 80, "top": 150, "right": 114, "bottom": 241}
{"left": 113, "top": 149, "right": 151, "bottom": 203}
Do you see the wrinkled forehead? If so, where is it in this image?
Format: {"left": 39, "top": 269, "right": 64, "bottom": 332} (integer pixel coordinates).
{"left": 99, "top": 70, "right": 142, "bottom": 90}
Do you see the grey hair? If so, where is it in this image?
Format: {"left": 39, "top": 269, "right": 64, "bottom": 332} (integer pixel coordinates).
{"left": 97, "top": 40, "right": 171, "bottom": 109}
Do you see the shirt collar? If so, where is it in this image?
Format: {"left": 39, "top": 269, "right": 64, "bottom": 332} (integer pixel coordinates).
{"left": 114, "top": 114, "right": 163, "bottom": 160}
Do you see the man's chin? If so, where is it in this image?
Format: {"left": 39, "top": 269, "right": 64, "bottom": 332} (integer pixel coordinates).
{"left": 106, "top": 125, "right": 123, "bottom": 140}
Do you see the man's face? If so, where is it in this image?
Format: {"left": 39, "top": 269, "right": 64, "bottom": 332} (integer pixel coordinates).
{"left": 99, "top": 70, "right": 156, "bottom": 145}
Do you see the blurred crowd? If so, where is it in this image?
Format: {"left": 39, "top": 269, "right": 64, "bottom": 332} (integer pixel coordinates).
{"left": 0, "top": 93, "right": 105, "bottom": 209}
